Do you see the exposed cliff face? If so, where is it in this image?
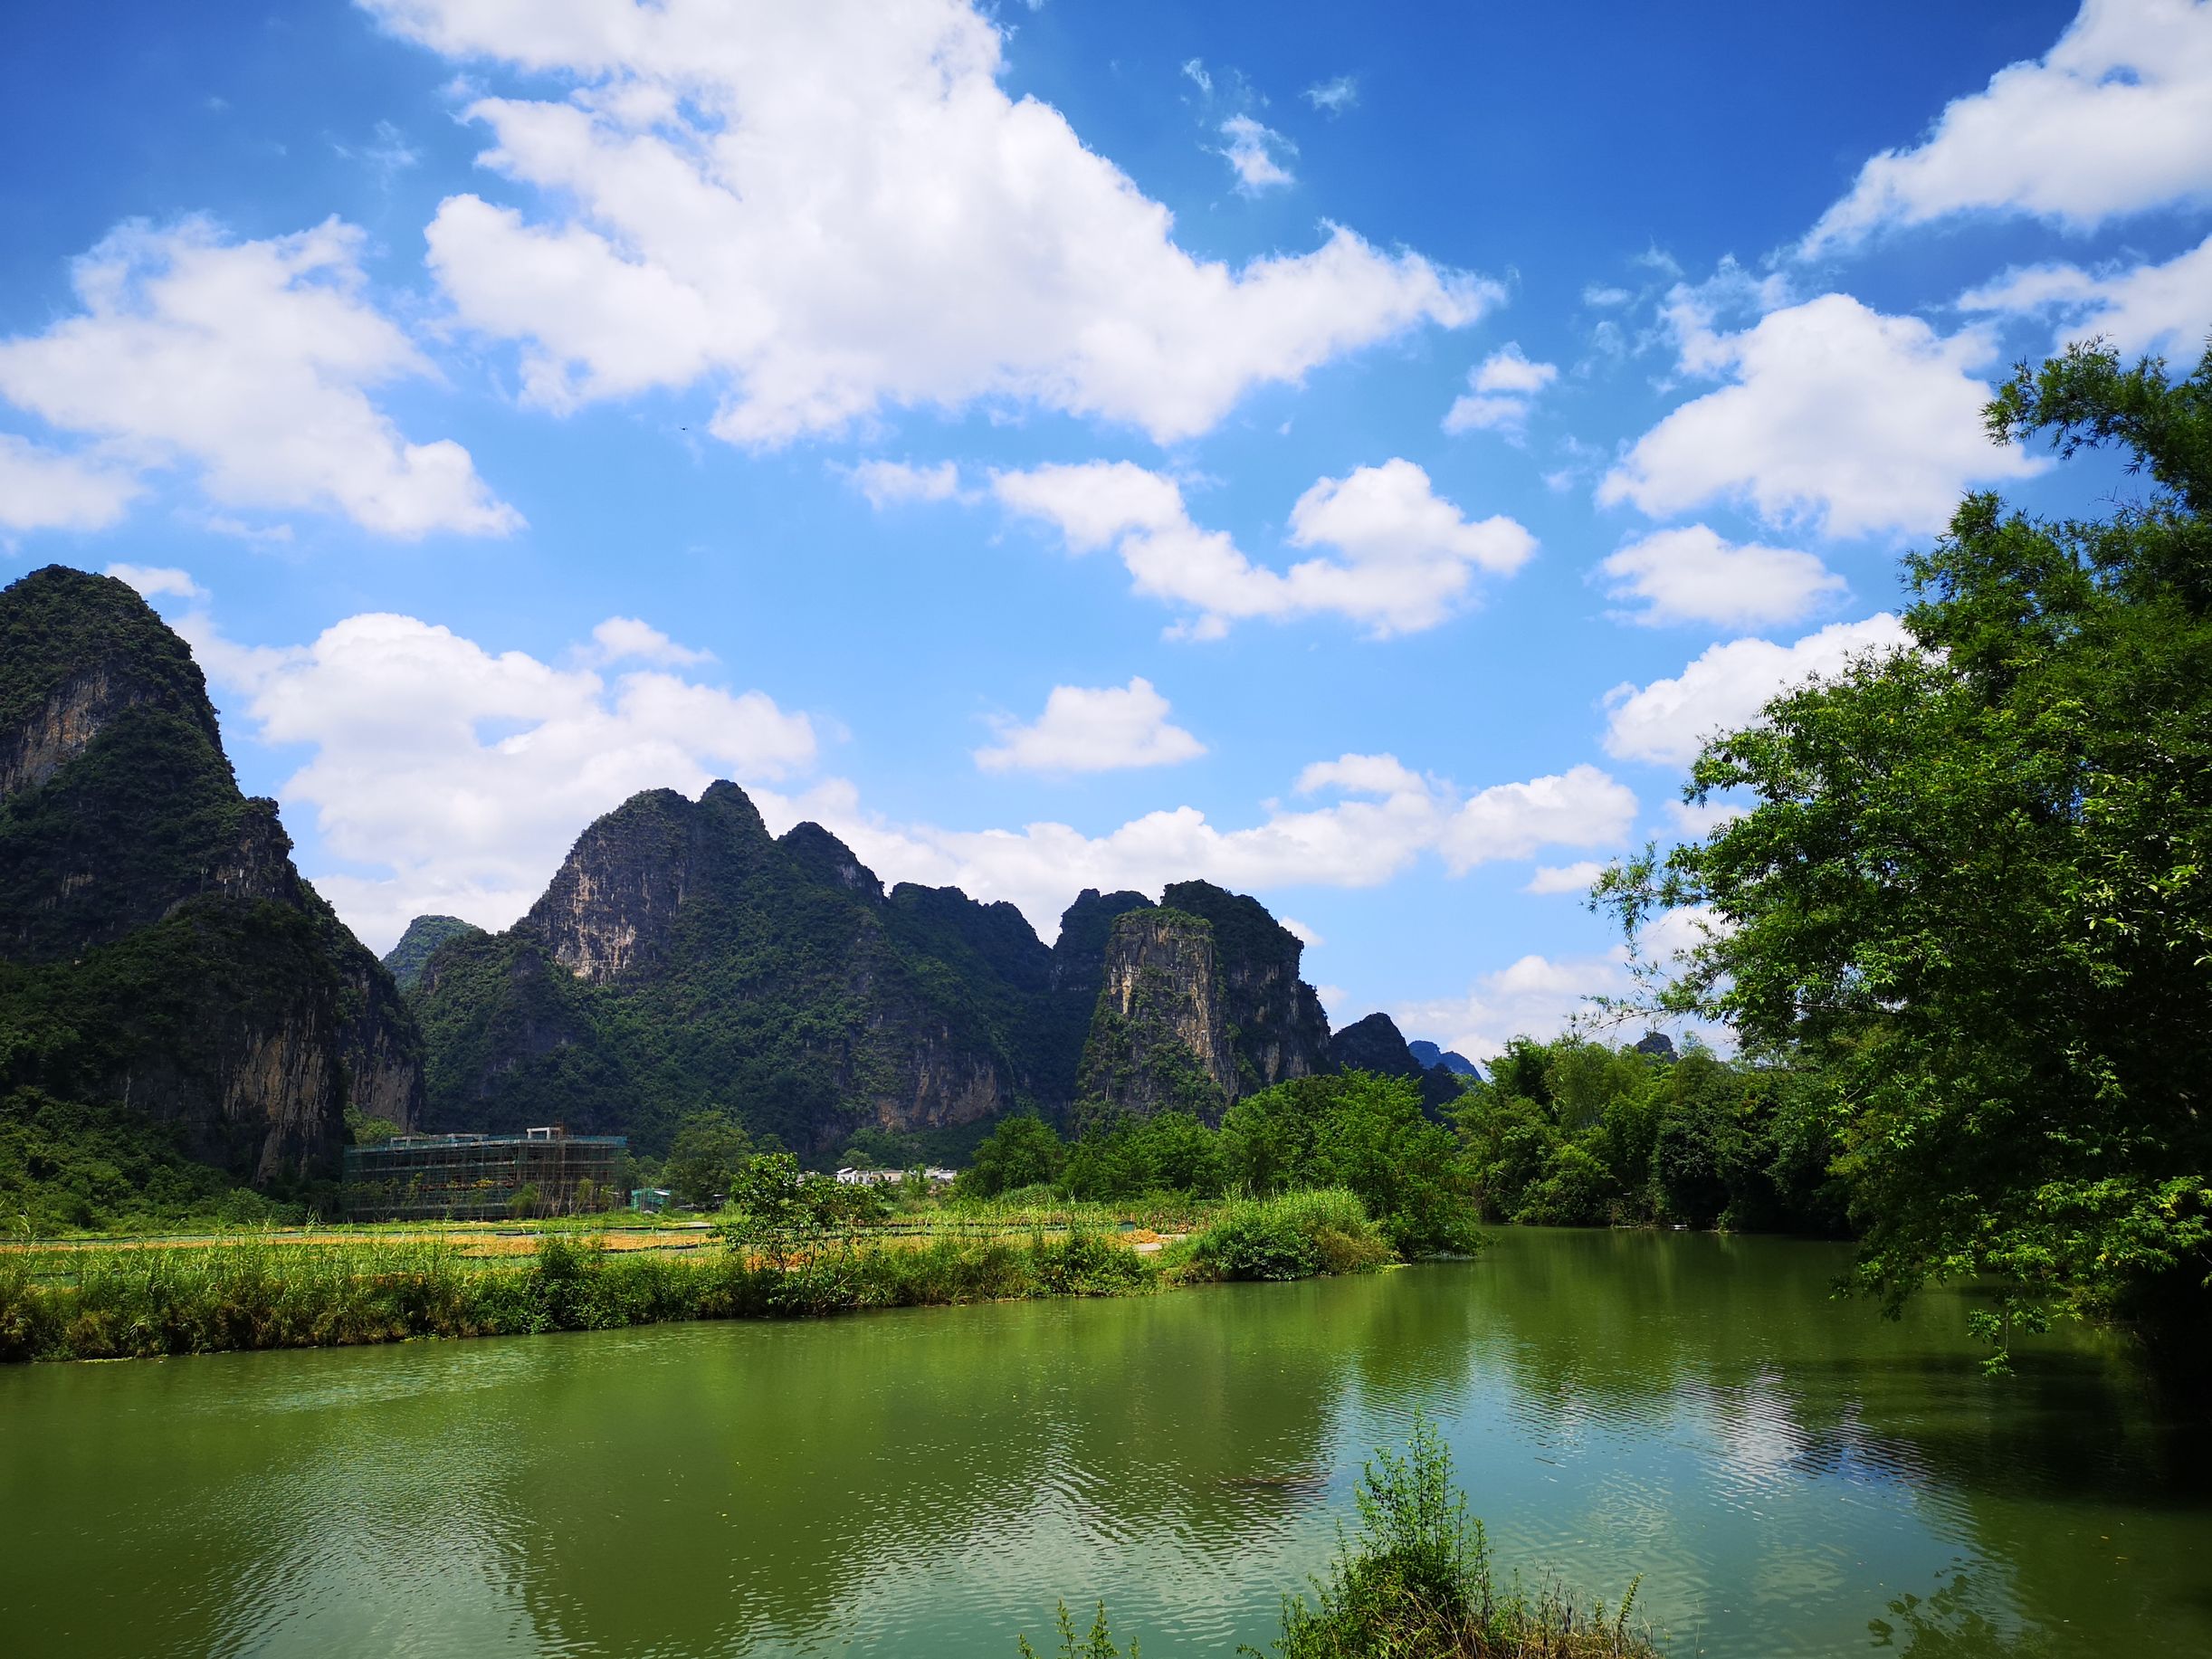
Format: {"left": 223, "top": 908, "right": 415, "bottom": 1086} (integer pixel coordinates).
{"left": 1159, "top": 881, "right": 1333, "bottom": 1092}
{"left": 0, "top": 566, "right": 424, "bottom": 1184}
{"left": 409, "top": 785, "right": 1077, "bottom": 1152}
{"left": 1073, "top": 908, "right": 1239, "bottom": 1123}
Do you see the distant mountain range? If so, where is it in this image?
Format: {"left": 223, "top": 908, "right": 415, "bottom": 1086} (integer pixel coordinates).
{"left": 2, "top": 565, "right": 1478, "bottom": 1208}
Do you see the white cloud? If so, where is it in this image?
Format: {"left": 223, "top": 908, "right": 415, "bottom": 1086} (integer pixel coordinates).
{"left": 1304, "top": 75, "right": 1359, "bottom": 115}
{"left": 1598, "top": 293, "right": 2041, "bottom": 539}
{"left": 586, "top": 616, "right": 713, "bottom": 667}
{"left": 0, "top": 217, "right": 517, "bottom": 538}
{"left": 1443, "top": 343, "right": 1559, "bottom": 435}
{"left": 1602, "top": 613, "right": 1912, "bottom": 766}
{"left": 0, "top": 434, "right": 139, "bottom": 532}
{"left": 1218, "top": 115, "right": 1295, "bottom": 193}
{"left": 1440, "top": 765, "right": 1637, "bottom": 873}
{"left": 183, "top": 606, "right": 815, "bottom": 949}
{"left": 993, "top": 457, "right": 1533, "bottom": 637}
{"left": 1181, "top": 59, "right": 1212, "bottom": 94}
{"left": 367, "top": 0, "right": 1492, "bottom": 446}
{"left": 1395, "top": 903, "right": 1725, "bottom": 1061}
{"left": 974, "top": 677, "right": 1206, "bottom": 774}
{"left": 186, "top": 586, "right": 1631, "bottom": 945}
{"left": 1598, "top": 524, "right": 1845, "bottom": 630}
{"left": 104, "top": 563, "right": 205, "bottom": 602}
{"left": 1957, "top": 232, "right": 2212, "bottom": 361}
{"left": 1396, "top": 950, "right": 1634, "bottom": 1062}
{"left": 845, "top": 459, "right": 966, "bottom": 508}
{"left": 1582, "top": 284, "right": 1632, "bottom": 308}
{"left": 1638, "top": 901, "right": 1729, "bottom": 964}
{"left": 1664, "top": 798, "right": 1749, "bottom": 838}
{"left": 1280, "top": 916, "right": 1324, "bottom": 949}
{"left": 1526, "top": 861, "right": 1606, "bottom": 895}
{"left": 1803, "top": 0, "right": 2212, "bottom": 254}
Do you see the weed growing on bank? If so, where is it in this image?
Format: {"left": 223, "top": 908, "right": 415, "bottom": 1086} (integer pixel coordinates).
{"left": 1018, "top": 1419, "right": 1664, "bottom": 1659}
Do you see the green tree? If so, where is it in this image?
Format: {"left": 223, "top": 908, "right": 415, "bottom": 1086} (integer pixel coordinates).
{"left": 720, "top": 1151, "right": 882, "bottom": 1270}
{"left": 1601, "top": 341, "right": 2212, "bottom": 1361}
{"left": 663, "top": 1111, "right": 754, "bottom": 1211}
{"left": 959, "top": 1114, "right": 1066, "bottom": 1197}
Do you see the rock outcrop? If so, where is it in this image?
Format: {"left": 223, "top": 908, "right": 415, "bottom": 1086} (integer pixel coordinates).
{"left": 407, "top": 784, "right": 1083, "bottom": 1152}
{"left": 1160, "top": 880, "right": 1333, "bottom": 1092}
{"left": 1407, "top": 1039, "right": 1481, "bottom": 1078}
{"left": 1070, "top": 886, "right": 1338, "bottom": 1125}
{"left": 1330, "top": 1011, "right": 1473, "bottom": 1118}
{"left": 382, "top": 914, "right": 484, "bottom": 992}
{"left": 0, "top": 566, "right": 424, "bottom": 1181}
{"left": 1074, "top": 907, "right": 1240, "bottom": 1122}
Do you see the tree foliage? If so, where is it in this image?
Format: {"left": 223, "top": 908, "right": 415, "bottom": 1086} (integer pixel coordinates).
{"left": 1600, "top": 341, "right": 2212, "bottom": 1359}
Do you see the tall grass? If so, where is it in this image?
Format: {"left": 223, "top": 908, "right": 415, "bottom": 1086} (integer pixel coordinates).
{"left": 0, "top": 1188, "right": 1401, "bottom": 1364}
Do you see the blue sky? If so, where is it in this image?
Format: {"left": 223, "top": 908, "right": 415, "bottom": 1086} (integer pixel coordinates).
{"left": 4, "top": 0, "right": 2208, "bottom": 1057}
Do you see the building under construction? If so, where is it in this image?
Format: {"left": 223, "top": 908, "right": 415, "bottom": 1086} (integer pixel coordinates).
{"left": 341, "top": 1128, "right": 628, "bottom": 1221}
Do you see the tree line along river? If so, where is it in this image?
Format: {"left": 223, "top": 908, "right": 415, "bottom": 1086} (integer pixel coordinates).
{"left": 3, "top": 1227, "right": 2206, "bottom": 1657}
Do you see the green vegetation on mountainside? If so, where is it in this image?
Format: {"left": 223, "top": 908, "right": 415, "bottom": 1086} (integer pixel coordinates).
{"left": 0, "top": 567, "right": 424, "bottom": 1220}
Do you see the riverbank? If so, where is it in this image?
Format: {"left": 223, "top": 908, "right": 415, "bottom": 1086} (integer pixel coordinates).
{"left": 0, "top": 1188, "right": 1393, "bottom": 1362}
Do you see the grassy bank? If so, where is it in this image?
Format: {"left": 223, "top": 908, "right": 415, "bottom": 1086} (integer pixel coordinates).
{"left": 0, "top": 1188, "right": 1397, "bottom": 1363}
{"left": 1022, "top": 1419, "right": 1664, "bottom": 1659}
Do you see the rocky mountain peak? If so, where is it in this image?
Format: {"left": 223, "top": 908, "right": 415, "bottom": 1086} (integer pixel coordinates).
{"left": 778, "top": 821, "right": 884, "bottom": 901}
{"left": 0, "top": 564, "right": 424, "bottom": 1179}
{"left": 1075, "top": 906, "right": 1239, "bottom": 1121}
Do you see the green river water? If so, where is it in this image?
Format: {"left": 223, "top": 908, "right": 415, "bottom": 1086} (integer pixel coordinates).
{"left": 4, "top": 1228, "right": 2208, "bottom": 1657}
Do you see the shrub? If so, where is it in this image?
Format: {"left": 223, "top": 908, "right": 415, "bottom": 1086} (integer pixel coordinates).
{"left": 1182, "top": 1190, "right": 1390, "bottom": 1282}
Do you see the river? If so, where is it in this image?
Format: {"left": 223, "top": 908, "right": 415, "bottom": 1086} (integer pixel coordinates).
{"left": 4, "top": 1228, "right": 2207, "bottom": 1656}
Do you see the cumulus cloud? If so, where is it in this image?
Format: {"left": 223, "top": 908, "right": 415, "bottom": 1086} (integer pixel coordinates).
{"left": 1443, "top": 343, "right": 1559, "bottom": 435}
{"left": 1395, "top": 950, "right": 1635, "bottom": 1062}
{"left": 1803, "top": 0, "right": 2212, "bottom": 254}
{"left": 1395, "top": 904, "right": 1725, "bottom": 1061}
{"left": 975, "top": 677, "right": 1206, "bottom": 774}
{"left": 1957, "top": 231, "right": 2212, "bottom": 361}
{"left": 1664, "top": 798, "right": 1749, "bottom": 838}
{"left": 1304, "top": 75, "right": 1359, "bottom": 114}
{"left": 585, "top": 616, "right": 713, "bottom": 667}
{"left": 182, "top": 605, "right": 815, "bottom": 949}
{"left": 364, "top": 0, "right": 1492, "bottom": 445}
{"left": 993, "top": 457, "right": 1533, "bottom": 637}
{"left": 1597, "top": 524, "right": 1845, "bottom": 630}
{"left": 1218, "top": 115, "right": 1296, "bottom": 192}
{"left": 1439, "top": 765, "right": 1637, "bottom": 873}
{"left": 104, "top": 563, "right": 206, "bottom": 602}
{"left": 1598, "top": 293, "right": 2041, "bottom": 539}
{"left": 185, "top": 580, "right": 1636, "bottom": 945}
{"left": 0, "top": 217, "right": 517, "bottom": 538}
{"left": 0, "top": 435, "right": 139, "bottom": 533}
{"left": 1601, "top": 613, "right": 1912, "bottom": 766}
{"left": 844, "top": 458, "right": 967, "bottom": 508}
{"left": 1525, "top": 861, "right": 1606, "bottom": 895}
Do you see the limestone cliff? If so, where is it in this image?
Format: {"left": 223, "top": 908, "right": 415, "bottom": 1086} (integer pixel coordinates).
{"left": 1159, "top": 881, "right": 1333, "bottom": 1092}
{"left": 1073, "top": 908, "right": 1238, "bottom": 1123}
{"left": 409, "top": 785, "right": 1076, "bottom": 1152}
{"left": 0, "top": 566, "right": 424, "bottom": 1183}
